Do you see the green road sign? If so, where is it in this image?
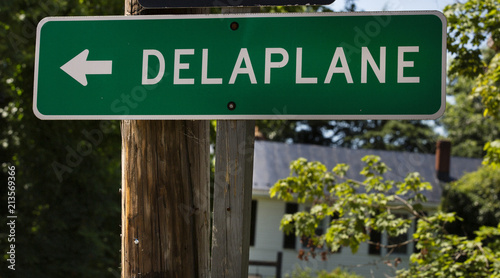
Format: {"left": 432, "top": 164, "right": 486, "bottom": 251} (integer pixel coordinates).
{"left": 34, "top": 12, "right": 446, "bottom": 120}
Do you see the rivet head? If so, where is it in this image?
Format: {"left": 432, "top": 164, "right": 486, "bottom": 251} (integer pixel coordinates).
{"left": 227, "top": 101, "right": 236, "bottom": 111}
{"left": 230, "top": 22, "right": 239, "bottom": 31}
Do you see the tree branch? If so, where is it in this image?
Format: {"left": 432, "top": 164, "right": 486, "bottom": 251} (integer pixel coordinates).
{"left": 367, "top": 238, "right": 417, "bottom": 249}
{"left": 332, "top": 173, "right": 430, "bottom": 223}
{"left": 393, "top": 195, "right": 430, "bottom": 223}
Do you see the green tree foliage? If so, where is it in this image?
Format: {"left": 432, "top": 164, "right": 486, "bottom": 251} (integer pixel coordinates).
{"left": 270, "top": 157, "right": 500, "bottom": 277}
{"left": 349, "top": 121, "right": 437, "bottom": 153}
{"left": 257, "top": 120, "right": 437, "bottom": 153}
{"left": 440, "top": 3, "right": 500, "bottom": 266}
{"left": 484, "top": 140, "right": 500, "bottom": 167}
{"left": 440, "top": 74, "right": 500, "bottom": 158}
{"left": 445, "top": 0, "right": 500, "bottom": 164}
{"left": 1, "top": 0, "right": 123, "bottom": 277}
{"left": 441, "top": 165, "right": 500, "bottom": 238}
{"left": 446, "top": 0, "right": 500, "bottom": 85}
{"left": 285, "top": 266, "right": 363, "bottom": 278}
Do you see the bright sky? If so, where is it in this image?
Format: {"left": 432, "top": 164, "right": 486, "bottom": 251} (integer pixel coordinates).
{"left": 328, "top": 0, "right": 456, "bottom": 12}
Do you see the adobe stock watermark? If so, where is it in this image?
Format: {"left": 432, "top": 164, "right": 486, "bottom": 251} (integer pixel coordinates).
{"left": 110, "top": 64, "right": 160, "bottom": 115}
{"left": 6, "top": 164, "right": 17, "bottom": 271}
{"left": 8, "top": 0, "right": 63, "bottom": 52}
{"left": 340, "top": 14, "right": 392, "bottom": 63}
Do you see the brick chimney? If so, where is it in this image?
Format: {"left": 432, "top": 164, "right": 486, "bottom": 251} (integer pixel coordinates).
{"left": 435, "top": 140, "right": 451, "bottom": 181}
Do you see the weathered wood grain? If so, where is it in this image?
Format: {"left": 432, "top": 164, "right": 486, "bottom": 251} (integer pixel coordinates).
{"left": 211, "top": 8, "right": 258, "bottom": 277}
{"left": 211, "top": 120, "right": 256, "bottom": 277}
{"left": 121, "top": 120, "right": 210, "bottom": 278}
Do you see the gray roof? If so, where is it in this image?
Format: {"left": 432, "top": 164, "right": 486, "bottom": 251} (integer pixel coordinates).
{"left": 252, "top": 141, "right": 482, "bottom": 204}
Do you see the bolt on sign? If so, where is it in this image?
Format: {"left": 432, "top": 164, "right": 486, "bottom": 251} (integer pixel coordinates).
{"left": 33, "top": 12, "right": 446, "bottom": 120}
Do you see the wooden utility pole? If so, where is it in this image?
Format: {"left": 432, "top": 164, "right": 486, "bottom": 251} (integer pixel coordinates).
{"left": 121, "top": 120, "right": 210, "bottom": 278}
{"left": 122, "top": 2, "right": 257, "bottom": 277}
{"left": 121, "top": 3, "right": 210, "bottom": 278}
{"left": 211, "top": 120, "right": 255, "bottom": 277}
{"left": 210, "top": 7, "right": 257, "bottom": 276}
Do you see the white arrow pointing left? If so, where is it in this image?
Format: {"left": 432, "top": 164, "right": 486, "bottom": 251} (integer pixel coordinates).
{"left": 60, "top": 49, "right": 112, "bottom": 86}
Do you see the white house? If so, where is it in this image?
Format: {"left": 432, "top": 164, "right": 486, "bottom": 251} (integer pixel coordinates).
{"left": 247, "top": 140, "right": 482, "bottom": 278}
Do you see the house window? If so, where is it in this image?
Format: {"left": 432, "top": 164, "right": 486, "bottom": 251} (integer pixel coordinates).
{"left": 250, "top": 200, "right": 257, "bottom": 246}
{"left": 387, "top": 214, "right": 408, "bottom": 255}
{"left": 369, "top": 211, "right": 382, "bottom": 255}
{"left": 283, "top": 202, "right": 298, "bottom": 249}
{"left": 369, "top": 213, "right": 411, "bottom": 255}
{"left": 369, "top": 229, "right": 382, "bottom": 255}
{"left": 388, "top": 232, "right": 408, "bottom": 254}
